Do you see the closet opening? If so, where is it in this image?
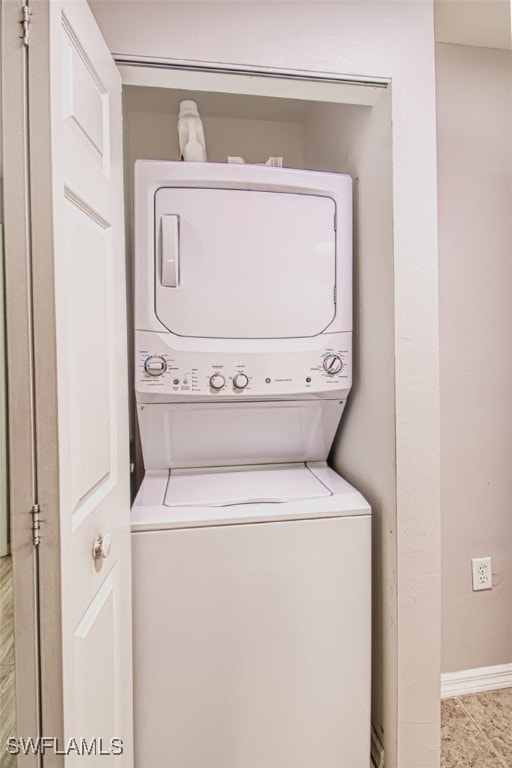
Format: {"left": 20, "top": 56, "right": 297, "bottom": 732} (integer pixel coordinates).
{"left": 121, "top": 65, "right": 395, "bottom": 764}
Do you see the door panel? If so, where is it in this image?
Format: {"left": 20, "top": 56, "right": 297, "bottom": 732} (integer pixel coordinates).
{"left": 64, "top": 193, "right": 114, "bottom": 522}
{"left": 61, "top": 12, "right": 110, "bottom": 172}
{"left": 29, "top": 1, "right": 132, "bottom": 763}
{"left": 154, "top": 188, "right": 336, "bottom": 338}
{"left": 72, "top": 566, "right": 122, "bottom": 767}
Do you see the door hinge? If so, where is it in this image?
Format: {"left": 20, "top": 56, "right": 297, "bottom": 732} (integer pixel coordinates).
{"left": 334, "top": 212, "right": 337, "bottom": 231}
{"left": 334, "top": 286, "right": 337, "bottom": 304}
{"left": 21, "top": 4, "right": 31, "bottom": 47}
{"left": 31, "top": 503, "right": 41, "bottom": 546}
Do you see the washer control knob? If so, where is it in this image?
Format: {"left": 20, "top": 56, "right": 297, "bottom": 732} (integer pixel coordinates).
{"left": 144, "top": 355, "right": 167, "bottom": 377}
{"left": 323, "top": 354, "right": 343, "bottom": 375}
{"left": 233, "top": 373, "right": 249, "bottom": 390}
{"left": 209, "top": 373, "right": 226, "bottom": 390}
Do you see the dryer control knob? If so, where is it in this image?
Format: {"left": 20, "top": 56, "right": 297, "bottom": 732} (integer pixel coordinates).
{"left": 209, "top": 373, "right": 226, "bottom": 390}
{"left": 233, "top": 373, "right": 249, "bottom": 390}
{"left": 323, "top": 354, "right": 343, "bottom": 375}
{"left": 144, "top": 355, "right": 167, "bottom": 377}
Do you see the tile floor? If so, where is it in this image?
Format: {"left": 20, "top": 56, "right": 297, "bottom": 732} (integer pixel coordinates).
{"left": 0, "top": 555, "right": 15, "bottom": 768}
{"left": 442, "top": 688, "right": 512, "bottom": 767}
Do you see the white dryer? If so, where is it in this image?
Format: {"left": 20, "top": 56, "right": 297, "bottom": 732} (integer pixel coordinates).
{"left": 132, "top": 162, "right": 371, "bottom": 767}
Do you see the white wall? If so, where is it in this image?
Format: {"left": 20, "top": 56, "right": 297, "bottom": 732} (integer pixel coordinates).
{"left": 90, "top": 3, "right": 441, "bottom": 766}
{"left": 437, "top": 42, "right": 512, "bottom": 674}
{"left": 123, "top": 87, "right": 305, "bottom": 169}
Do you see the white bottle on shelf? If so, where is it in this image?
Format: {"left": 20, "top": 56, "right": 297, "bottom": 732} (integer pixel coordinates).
{"left": 178, "top": 100, "right": 207, "bottom": 162}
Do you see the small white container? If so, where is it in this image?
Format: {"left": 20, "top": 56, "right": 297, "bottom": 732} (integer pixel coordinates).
{"left": 177, "top": 100, "right": 207, "bottom": 162}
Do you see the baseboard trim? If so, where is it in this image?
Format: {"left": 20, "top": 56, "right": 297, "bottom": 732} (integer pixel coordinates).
{"left": 441, "top": 662, "right": 512, "bottom": 699}
{"left": 370, "top": 723, "right": 385, "bottom": 768}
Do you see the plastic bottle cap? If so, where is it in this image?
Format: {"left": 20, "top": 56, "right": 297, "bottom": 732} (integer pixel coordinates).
{"left": 179, "top": 100, "right": 200, "bottom": 118}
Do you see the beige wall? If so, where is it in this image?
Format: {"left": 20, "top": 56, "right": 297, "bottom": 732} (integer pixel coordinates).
{"left": 434, "top": 0, "right": 512, "bottom": 49}
{"left": 302, "top": 94, "right": 398, "bottom": 762}
{"left": 437, "top": 42, "right": 512, "bottom": 673}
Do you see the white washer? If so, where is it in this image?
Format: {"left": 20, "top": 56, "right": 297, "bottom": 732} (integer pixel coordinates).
{"left": 132, "top": 463, "right": 371, "bottom": 768}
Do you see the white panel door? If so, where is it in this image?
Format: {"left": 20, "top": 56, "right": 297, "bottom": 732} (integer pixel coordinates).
{"left": 35, "top": 1, "right": 132, "bottom": 763}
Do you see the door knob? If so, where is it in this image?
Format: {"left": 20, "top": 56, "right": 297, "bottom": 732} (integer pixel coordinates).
{"left": 93, "top": 533, "right": 111, "bottom": 561}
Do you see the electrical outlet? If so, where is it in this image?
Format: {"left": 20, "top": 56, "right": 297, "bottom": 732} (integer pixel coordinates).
{"left": 471, "top": 557, "right": 492, "bottom": 591}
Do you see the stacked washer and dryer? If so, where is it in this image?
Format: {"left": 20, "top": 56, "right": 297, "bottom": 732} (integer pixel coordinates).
{"left": 132, "top": 162, "right": 371, "bottom": 768}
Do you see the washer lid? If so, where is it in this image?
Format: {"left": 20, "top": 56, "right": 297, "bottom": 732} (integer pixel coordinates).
{"left": 164, "top": 465, "right": 331, "bottom": 508}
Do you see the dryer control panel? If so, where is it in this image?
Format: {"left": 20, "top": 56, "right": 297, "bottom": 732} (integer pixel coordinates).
{"left": 136, "top": 331, "right": 351, "bottom": 401}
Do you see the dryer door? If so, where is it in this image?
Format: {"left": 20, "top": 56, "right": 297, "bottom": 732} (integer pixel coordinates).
{"left": 154, "top": 188, "right": 336, "bottom": 339}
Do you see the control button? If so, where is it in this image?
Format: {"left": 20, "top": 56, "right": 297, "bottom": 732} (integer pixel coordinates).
{"left": 306, "top": 377, "right": 312, "bottom": 383}
{"left": 209, "top": 373, "right": 226, "bottom": 390}
{"left": 173, "top": 379, "right": 180, "bottom": 386}
{"left": 144, "top": 356, "right": 167, "bottom": 377}
{"left": 233, "top": 373, "right": 249, "bottom": 390}
{"left": 323, "top": 354, "right": 343, "bottom": 375}
{"left": 265, "top": 378, "right": 271, "bottom": 384}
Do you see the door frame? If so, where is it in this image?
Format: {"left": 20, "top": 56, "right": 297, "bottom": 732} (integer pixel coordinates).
{"left": 120, "top": 56, "right": 399, "bottom": 768}
{"left": 2, "top": 1, "right": 42, "bottom": 764}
